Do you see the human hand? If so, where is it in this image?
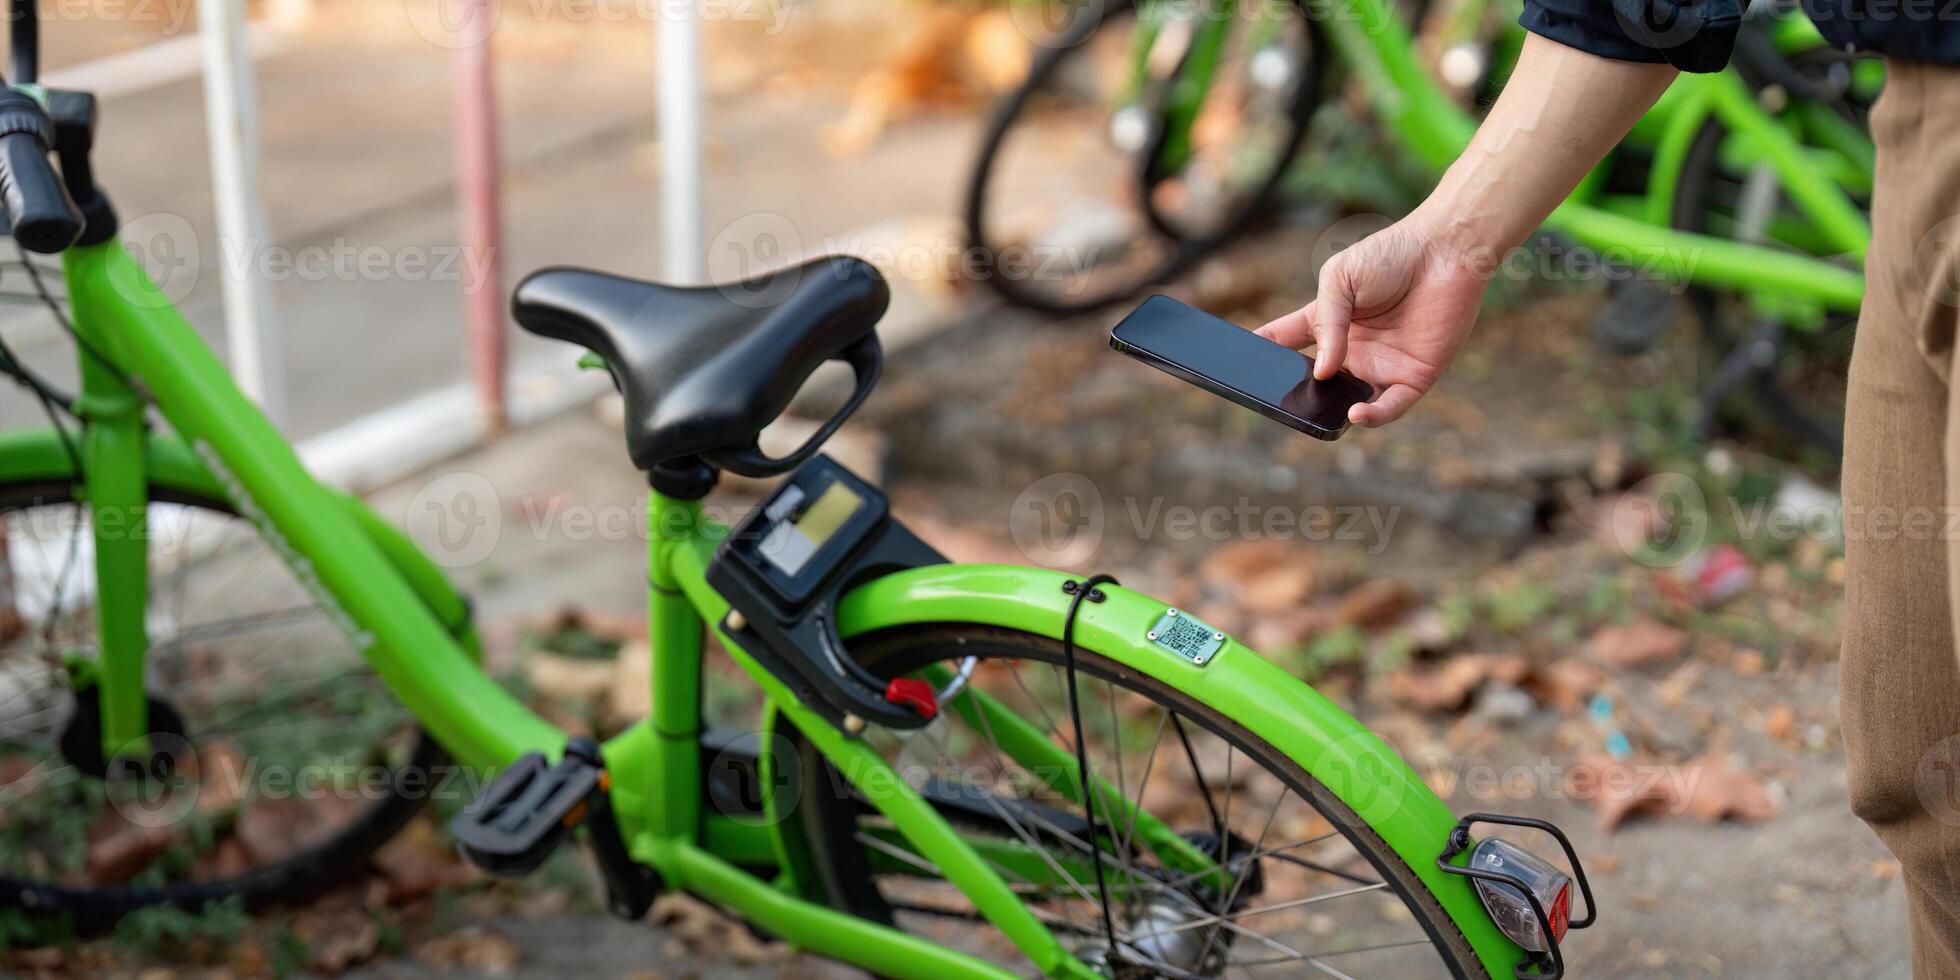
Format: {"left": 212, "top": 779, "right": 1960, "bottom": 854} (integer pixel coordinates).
{"left": 1256, "top": 213, "right": 1491, "bottom": 427}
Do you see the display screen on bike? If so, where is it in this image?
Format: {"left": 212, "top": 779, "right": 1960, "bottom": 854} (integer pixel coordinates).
{"left": 759, "top": 479, "right": 867, "bottom": 577}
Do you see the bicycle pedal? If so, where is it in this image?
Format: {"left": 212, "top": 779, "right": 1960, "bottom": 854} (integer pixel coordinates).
{"left": 451, "top": 749, "right": 602, "bottom": 876}
{"left": 452, "top": 738, "right": 663, "bottom": 919}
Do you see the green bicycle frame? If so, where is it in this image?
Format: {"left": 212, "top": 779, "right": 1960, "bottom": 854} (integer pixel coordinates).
{"left": 1355, "top": 0, "right": 1866, "bottom": 310}
{"left": 2, "top": 238, "right": 1529, "bottom": 976}
{"left": 1136, "top": 0, "right": 1870, "bottom": 317}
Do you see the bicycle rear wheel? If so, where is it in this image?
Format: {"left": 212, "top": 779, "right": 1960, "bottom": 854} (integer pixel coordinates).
{"left": 789, "top": 624, "right": 1486, "bottom": 978}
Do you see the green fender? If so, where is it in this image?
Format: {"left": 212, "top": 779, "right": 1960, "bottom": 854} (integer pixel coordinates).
{"left": 833, "top": 562, "right": 1527, "bottom": 977}
{"left": 0, "top": 427, "right": 481, "bottom": 662}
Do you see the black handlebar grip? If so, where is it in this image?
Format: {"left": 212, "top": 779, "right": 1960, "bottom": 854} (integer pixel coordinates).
{"left": 0, "top": 90, "right": 81, "bottom": 254}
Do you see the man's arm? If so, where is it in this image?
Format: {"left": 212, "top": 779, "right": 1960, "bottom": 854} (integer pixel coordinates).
{"left": 1425, "top": 33, "right": 1680, "bottom": 261}
{"left": 1256, "top": 34, "right": 1680, "bottom": 426}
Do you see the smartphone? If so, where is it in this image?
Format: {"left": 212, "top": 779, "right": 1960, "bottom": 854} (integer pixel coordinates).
{"left": 1108, "top": 295, "right": 1376, "bottom": 441}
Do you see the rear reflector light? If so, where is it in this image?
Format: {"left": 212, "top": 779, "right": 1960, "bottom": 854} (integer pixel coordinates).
{"left": 1468, "top": 838, "right": 1573, "bottom": 953}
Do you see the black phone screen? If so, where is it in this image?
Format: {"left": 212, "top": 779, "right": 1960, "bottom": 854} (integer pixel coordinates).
{"left": 1109, "top": 295, "right": 1375, "bottom": 438}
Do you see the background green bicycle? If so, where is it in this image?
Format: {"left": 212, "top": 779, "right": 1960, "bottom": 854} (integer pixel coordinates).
{"left": 967, "top": 0, "right": 1874, "bottom": 459}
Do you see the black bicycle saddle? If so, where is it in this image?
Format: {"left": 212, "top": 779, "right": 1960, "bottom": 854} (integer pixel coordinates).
{"left": 513, "top": 255, "right": 889, "bottom": 476}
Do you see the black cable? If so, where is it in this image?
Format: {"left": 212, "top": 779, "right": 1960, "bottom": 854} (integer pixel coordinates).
{"left": 0, "top": 261, "right": 83, "bottom": 480}
{"left": 9, "top": 0, "right": 36, "bottom": 85}
{"left": 16, "top": 245, "right": 106, "bottom": 369}
{"left": 0, "top": 328, "right": 74, "bottom": 407}
{"left": 1060, "top": 573, "right": 1120, "bottom": 956}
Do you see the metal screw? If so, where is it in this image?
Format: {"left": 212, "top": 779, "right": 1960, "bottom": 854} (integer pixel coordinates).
{"left": 1212, "top": 631, "right": 1224, "bottom": 641}
{"left": 1194, "top": 655, "right": 1207, "bottom": 664}
{"left": 1168, "top": 608, "right": 1179, "bottom": 618}
{"left": 843, "top": 714, "right": 866, "bottom": 736}
{"left": 726, "top": 610, "right": 748, "bottom": 632}
{"left": 1147, "top": 631, "right": 1158, "bottom": 641}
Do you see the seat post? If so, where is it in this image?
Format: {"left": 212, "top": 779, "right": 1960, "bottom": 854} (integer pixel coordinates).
{"left": 648, "top": 457, "right": 717, "bottom": 501}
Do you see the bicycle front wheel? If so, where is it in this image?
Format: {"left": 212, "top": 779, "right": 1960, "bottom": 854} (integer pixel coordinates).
{"left": 0, "top": 480, "right": 439, "bottom": 933}
{"left": 788, "top": 624, "right": 1486, "bottom": 978}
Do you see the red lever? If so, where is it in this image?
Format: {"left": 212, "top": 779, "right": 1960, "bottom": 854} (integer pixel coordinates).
{"left": 884, "top": 677, "right": 938, "bottom": 720}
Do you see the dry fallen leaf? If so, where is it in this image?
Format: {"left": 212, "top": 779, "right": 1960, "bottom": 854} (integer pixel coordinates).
{"left": 1246, "top": 607, "right": 1326, "bottom": 654}
{"left": 1675, "top": 751, "right": 1778, "bottom": 824}
{"left": 370, "top": 819, "right": 461, "bottom": 904}
{"left": 1732, "top": 648, "right": 1767, "bottom": 676}
{"left": 1589, "top": 618, "right": 1688, "bottom": 669}
{"left": 85, "top": 808, "right": 175, "bottom": 885}
{"left": 1199, "top": 539, "right": 1318, "bottom": 613}
{"left": 1529, "top": 658, "right": 1611, "bottom": 713}
{"left": 297, "top": 904, "right": 385, "bottom": 973}
{"left": 1654, "top": 663, "right": 1703, "bottom": 709}
{"left": 651, "top": 894, "right": 788, "bottom": 967}
{"left": 236, "top": 796, "right": 326, "bottom": 866}
{"left": 1763, "top": 705, "right": 1797, "bottom": 742}
{"left": 1335, "top": 579, "right": 1416, "bottom": 631}
{"left": 1384, "top": 653, "right": 1527, "bottom": 714}
{"left": 417, "top": 926, "right": 522, "bottom": 975}
{"left": 1568, "top": 753, "right": 1673, "bottom": 832}
{"left": 1570, "top": 748, "right": 1778, "bottom": 832}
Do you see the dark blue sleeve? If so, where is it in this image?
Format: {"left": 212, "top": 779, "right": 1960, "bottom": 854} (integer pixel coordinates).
{"left": 1519, "top": 0, "right": 1741, "bottom": 73}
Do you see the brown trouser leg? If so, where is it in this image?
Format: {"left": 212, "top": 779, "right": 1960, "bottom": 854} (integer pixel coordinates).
{"left": 1842, "top": 59, "right": 1960, "bottom": 979}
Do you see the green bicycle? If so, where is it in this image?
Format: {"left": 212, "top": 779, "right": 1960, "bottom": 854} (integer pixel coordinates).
{"left": 0, "top": 7, "right": 1596, "bottom": 977}
{"left": 968, "top": 0, "right": 1873, "bottom": 455}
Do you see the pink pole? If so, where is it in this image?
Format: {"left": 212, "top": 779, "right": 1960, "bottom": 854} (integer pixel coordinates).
{"left": 453, "top": 0, "right": 508, "bottom": 431}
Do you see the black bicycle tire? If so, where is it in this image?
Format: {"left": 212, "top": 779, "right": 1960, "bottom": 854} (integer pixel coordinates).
{"left": 1671, "top": 115, "right": 1850, "bottom": 459}
{"left": 0, "top": 480, "right": 446, "bottom": 934}
{"left": 963, "top": 0, "right": 1329, "bottom": 316}
{"left": 787, "top": 623, "right": 1489, "bottom": 979}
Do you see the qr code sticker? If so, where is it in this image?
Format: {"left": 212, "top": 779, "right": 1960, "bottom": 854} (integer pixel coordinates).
{"left": 1150, "top": 611, "right": 1224, "bottom": 664}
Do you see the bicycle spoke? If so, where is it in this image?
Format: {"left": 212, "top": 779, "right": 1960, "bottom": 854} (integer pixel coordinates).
{"left": 833, "top": 635, "right": 1464, "bottom": 977}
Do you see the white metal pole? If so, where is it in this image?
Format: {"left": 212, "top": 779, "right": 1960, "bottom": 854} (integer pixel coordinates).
{"left": 657, "top": 0, "right": 703, "bottom": 283}
{"left": 198, "top": 0, "right": 281, "bottom": 419}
